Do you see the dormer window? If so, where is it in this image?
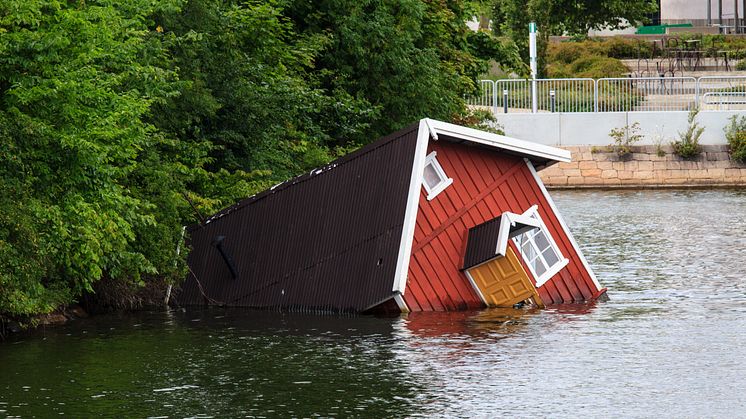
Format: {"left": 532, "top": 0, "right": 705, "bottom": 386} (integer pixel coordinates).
{"left": 512, "top": 205, "right": 569, "bottom": 287}
{"left": 422, "top": 151, "right": 453, "bottom": 200}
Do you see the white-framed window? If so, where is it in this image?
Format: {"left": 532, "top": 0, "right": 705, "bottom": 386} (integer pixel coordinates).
{"left": 422, "top": 151, "right": 453, "bottom": 201}
{"left": 512, "top": 205, "right": 569, "bottom": 287}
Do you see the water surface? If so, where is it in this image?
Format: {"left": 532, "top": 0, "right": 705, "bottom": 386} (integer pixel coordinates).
{"left": 2, "top": 189, "right": 745, "bottom": 417}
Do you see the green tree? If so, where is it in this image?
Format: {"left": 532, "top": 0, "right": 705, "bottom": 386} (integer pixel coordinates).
{"left": 492, "top": 0, "right": 657, "bottom": 75}
{"left": 0, "top": 0, "right": 188, "bottom": 316}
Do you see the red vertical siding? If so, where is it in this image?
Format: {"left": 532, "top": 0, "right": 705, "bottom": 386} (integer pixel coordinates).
{"left": 403, "top": 140, "right": 600, "bottom": 311}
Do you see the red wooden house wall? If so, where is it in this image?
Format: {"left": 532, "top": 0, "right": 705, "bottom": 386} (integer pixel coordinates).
{"left": 403, "top": 139, "right": 601, "bottom": 312}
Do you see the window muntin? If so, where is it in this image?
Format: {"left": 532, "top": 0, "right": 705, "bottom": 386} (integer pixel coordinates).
{"left": 512, "top": 206, "right": 569, "bottom": 286}
{"left": 422, "top": 151, "right": 453, "bottom": 200}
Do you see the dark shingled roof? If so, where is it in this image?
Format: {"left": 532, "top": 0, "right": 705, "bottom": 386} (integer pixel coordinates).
{"left": 178, "top": 123, "right": 421, "bottom": 313}
{"left": 462, "top": 215, "right": 505, "bottom": 270}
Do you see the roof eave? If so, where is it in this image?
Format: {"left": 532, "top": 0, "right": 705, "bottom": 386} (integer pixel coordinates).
{"left": 423, "top": 118, "right": 571, "bottom": 164}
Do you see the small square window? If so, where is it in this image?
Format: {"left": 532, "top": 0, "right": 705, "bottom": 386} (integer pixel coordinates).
{"left": 422, "top": 151, "right": 453, "bottom": 201}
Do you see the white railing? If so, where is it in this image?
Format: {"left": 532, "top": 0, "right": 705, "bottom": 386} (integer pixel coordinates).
{"left": 466, "top": 76, "right": 746, "bottom": 113}
{"left": 596, "top": 77, "right": 697, "bottom": 112}
{"left": 697, "top": 76, "right": 746, "bottom": 110}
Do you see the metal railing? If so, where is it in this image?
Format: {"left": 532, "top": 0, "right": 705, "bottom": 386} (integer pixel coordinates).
{"left": 466, "top": 76, "right": 746, "bottom": 113}
{"left": 697, "top": 75, "right": 746, "bottom": 110}
{"left": 596, "top": 77, "right": 697, "bottom": 112}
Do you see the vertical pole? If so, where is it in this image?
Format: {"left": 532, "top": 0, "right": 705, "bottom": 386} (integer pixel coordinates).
{"left": 594, "top": 79, "right": 599, "bottom": 113}
{"left": 735, "top": 0, "right": 739, "bottom": 33}
{"left": 492, "top": 81, "right": 497, "bottom": 116}
{"left": 550, "top": 90, "right": 556, "bottom": 112}
{"left": 529, "top": 22, "right": 538, "bottom": 114}
{"left": 719, "top": 0, "right": 724, "bottom": 31}
{"left": 503, "top": 89, "right": 508, "bottom": 113}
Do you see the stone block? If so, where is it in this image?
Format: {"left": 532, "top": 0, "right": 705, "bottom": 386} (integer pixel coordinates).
{"left": 637, "top": 161, "right": 654, "bottom": 171}
{"left": 612, "top": 162, "right": 625, "bottom": 170}
{"left": 581, "top": 169, "right": 603, "bottom": 177}
{"left": 649, "top": 153, "right": 666, "bottom": 161}
{"left": 545, "top": 176, "right": 569, "bottom": 185}
{"left": 617, "top": 170, "right": 634, "bottom": 179}
{"left": 567, "top": 176, "right": 585, "bottom": 185}
{"left": 578, "top": 161, "right": 597, "bottom": 170}
{"left": 679, "top": 160, "right": 698, "bottom": 169}
{"left": 725, "top": 168, "right": 742, "bottom": 178}
{"left": 603, "top": 178, "right": 622, "bottom": 185}
{"left": 653, "top": 161, "right": 668, "bottom": 170}
{"left": 601, "top": 170, "right": 617, "bottom": 179}
{"left": 623, "top": 160, "right": 639, "bottom": 170}
{"left": 594, "top": 153, "right": 611, "bottom": 161}
{"left": 633, "top": 170, "right": 653, "bottom": 180}
{"left": 557, "top": 161, "right": 579, "bottom": 170}
{"left": 707, "top": 168, "right": 726, "bottom": 178}
{"left": 563, "top": 169, "right": 582, "bottom": 177}
{"left": 583, "top": 177, "right": 605, "bottom": 185}
{"left": 688, "top": 169, "right": 710, "bottom": 179}
{"left": 632, "top": 153, "right": 651, "bottom": 161}
{"left": 668, "top": 169, "right": 687, "bottom": 179}
{"left": 597, "top": 161, "right": 613, "bottom": 170}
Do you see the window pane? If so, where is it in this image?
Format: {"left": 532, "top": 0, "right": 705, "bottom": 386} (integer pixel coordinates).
{"left": 534, "top": 259, "right": 547, "bottom": 277}
{"left": 534, "top": 231, "right": 551, "bottom": 252}
{"left": 423, "top": 163, "right": 442, "bottom": 189}
{"left": 542, "top": 247, "right": 560, "bottom": 267}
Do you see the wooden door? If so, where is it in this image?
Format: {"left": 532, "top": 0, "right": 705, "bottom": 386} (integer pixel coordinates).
{"left": 466, "top": 247, "right": 544, "bottom": 308}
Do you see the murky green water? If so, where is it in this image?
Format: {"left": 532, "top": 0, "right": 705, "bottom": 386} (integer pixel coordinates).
{"left": 2, "top": 189, "right": 746, "bottom": 418}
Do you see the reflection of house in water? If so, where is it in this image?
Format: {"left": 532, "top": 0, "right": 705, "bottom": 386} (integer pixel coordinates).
{"left": 180, "top": 119, "right": 607, "bottom": 313}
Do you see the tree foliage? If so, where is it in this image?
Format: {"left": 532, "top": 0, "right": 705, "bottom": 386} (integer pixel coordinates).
{"left": 0, "top": 0, "right": 516, "bottom": 318}
{"left": 491, "top": 0, "right": 658, "bottom": 75}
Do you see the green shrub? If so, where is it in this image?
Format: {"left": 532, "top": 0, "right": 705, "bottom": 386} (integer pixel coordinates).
{"left": 724, "top": 115, "right": 746, "bottom": 162}
{"left": 736, "top": 60, "right": 746, "bottom": 71}
{"left": 570, "top": 56, "right": 629, "bottom": 78}
{"left": 608, "top": 122, "right": 643, "bottom": 157}
{"left": 548, "top": 42, "right": 587, "bottom": 64}
{"left": 672, "top": 108, "right": 704, "bottom": 159}
{"left": 603, "top": 37, "right": 649, "bottom": 59}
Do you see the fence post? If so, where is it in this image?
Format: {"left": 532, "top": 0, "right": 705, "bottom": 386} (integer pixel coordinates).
{"left": 695, "top": 77, "right": 700, "bottom": 109}
{"left": 550, "top": 90, "right": 555, "bottom": 113}
{"left": 492, "top": 80, "right": 498, "bottom": 116}
{"left": 594, "top": 79, "right": 599, "bottom": 113}
{"left": 503, "top": 89, "right": 508, "bottom": 114}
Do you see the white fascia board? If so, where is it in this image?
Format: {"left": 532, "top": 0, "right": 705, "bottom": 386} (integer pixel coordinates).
{"left": 392, "top": 120, "right": 431, "bottom": 294}
{"left": 524, "top": 159, "right": 602, "bottom": 290}
{"left": 424, "top": 118, "right": 571, "bottom": 163}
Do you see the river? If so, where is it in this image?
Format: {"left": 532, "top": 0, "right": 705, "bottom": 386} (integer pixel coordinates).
{"left": 1, "top": 189, "right": 745, "bottom": 417}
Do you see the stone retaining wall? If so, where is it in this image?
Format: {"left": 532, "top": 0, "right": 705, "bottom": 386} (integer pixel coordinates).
{"left": 539, "top": 145, "right": 746, "bottom": 188}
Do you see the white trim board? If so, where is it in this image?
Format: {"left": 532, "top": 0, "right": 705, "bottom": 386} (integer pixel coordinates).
{"left": 424, "top": 118, "right": 571, "bottom": 163}
{"left": 524, "top": 159, "right": 603, "bottom": 291}
{"left": 392, "top": 120, "right": 432, "bottom": 294}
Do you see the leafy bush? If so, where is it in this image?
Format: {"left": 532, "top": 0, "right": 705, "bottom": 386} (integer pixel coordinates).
{"left": 736, "top": 60, "right": 746, "bottom": 71}
{"left": 672, "top": 108, "right": 704, "bottom": 159}
{"left": 570, "top": 56, "right": 629, "bottom": 78}
{"left": 725, "top": 115, "right": 746, "bottom": 162}
{"left": 608, "top": 122, "right": 643, "bottom": 157}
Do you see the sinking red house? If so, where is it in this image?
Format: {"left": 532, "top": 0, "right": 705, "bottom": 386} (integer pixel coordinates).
{"left": 179, "top": 119, "right": 607, "bottom": 313}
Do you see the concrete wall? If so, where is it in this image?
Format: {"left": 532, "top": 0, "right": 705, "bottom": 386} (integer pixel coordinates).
{"left": 662, "top": 0, "right": 743, "bottom": 21}
{"left": 494, "top": 110, "right": 743, "bottom": 147}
